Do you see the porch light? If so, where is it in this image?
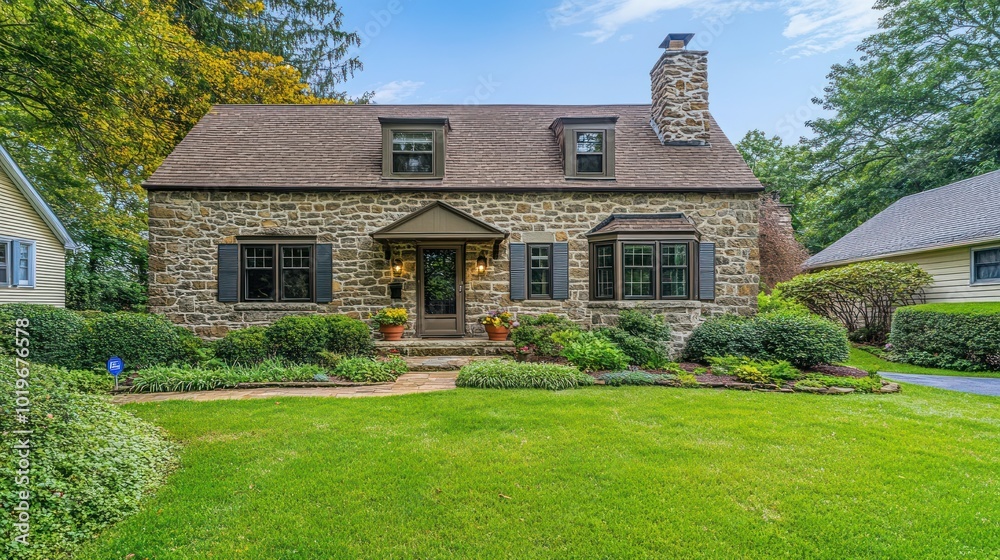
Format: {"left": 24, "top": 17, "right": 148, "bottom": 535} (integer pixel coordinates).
{"left": 392, "top": 258, "right": 403, "bottom": 274}
{"left": 476, "top": 253, "right": 488, "bottom": 274}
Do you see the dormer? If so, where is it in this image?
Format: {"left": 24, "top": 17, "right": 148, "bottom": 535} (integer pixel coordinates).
{"left": 379, "top": 117, "right": 450, "bottom": 179}
{"left": 549, "top": 116, "right": 617, "bottom": 179}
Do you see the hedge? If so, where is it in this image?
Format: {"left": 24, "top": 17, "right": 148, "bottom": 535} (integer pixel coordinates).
{"left": 889, "top": 303, "right": 1000, "bottom": 371}
{"left": 213, "top": 326, "right": 270, "bottom": 366}
{"left": 265, "top": 314, "right": 373, "bottom": 363}
{"left": 0, "top": 304, "right": 84, "bottom": 367}
{"left": 77, "top": 312, "right": 203, "bottom": 370}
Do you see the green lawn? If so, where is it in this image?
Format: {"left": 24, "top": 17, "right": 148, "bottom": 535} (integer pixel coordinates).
{"left": 846, "top": 346, "right": 1000, "bottom": 378}
{"left": 80, "top": 386, "right": 1000, "bottom": 559}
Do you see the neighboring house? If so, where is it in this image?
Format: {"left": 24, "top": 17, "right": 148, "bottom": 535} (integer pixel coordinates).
{"left": 144, "top": 34, "right": 763, "bottom": 350}
{"left": 0, "top": 144, "right": 76, "bottom": 306}
{"left": 804, "top": 169, "right": 1000, "bottom": 302}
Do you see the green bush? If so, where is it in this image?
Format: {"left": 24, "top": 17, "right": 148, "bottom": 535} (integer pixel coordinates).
{"left": 77, "top": 312, "right": 202, "bottom": 370}
{"left": 796, "top": 374, "right": 884, "bottom": 393}
{"left": 213, "top": 327, "right": 270, "bottom": 365}
{"left": 0, "top": 358, "right": 175, "bottom": 559}
{"left": 682, "top": 315, "right": 763, "bottom": 363}
{"left": 0, "top": 304, "right": 85, "bottom": 368}
{"left": 888, "top": 303, "right": 1000, "bottom": 371}
{"left": 266, "top": 314, "right": 374, "bottom": 364}
{"left": 598, "top": 370, "right": 672, "bottom": 386}
{"left": 557, "top": 331, "right": 631, "bottom": 372}
{"left": 757, "top": 290, "right": 810, "bottom": 315}
{"left": 333, "top": 356, "right": 408, "bottom": 383}
{"left": 776, "top": 261, "right": 933, "bottom": 343}
{"left": 131, "top": 358, "right": 327, "bottom": 392}
{"left": 510, "top": 313, "right": 581, "bottom": 357}
{"left": 708, "top": 356, "right": 800, "bottom": 383}
{"left": 594, "top": 310, "right": 671, "bottom": 367}
{"left": 754, "top": 311, "right": 850, "bottom": 368}
{"left": 456, "top": 359, "right": 593, "bottom": 390}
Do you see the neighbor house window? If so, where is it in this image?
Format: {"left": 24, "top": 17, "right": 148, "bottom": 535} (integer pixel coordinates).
{"left": 380, "top": 117, "right": 448, "bottom": 179}
{"left": 242, "top": 243, "right": 313, "bottom": 302}
{"left": 549, "top": 117, "right": 616, "bottom": 179}
{"left": 972, "top": 247, "right": 1000, "bottom": 284}
{"left": 594, "top": 244, "right": 615, "bottom": 299}
{"left": 528, "top": 244, "right": 552, "bottom": 298}
{"left": 622, "top": 244, "right": 655, "bottom": 298}
{"left": 0, "top": 239, "right": 34, "bottom": 288}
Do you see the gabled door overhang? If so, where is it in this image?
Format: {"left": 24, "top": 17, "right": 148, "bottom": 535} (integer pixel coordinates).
{"left": 370, "top": 201, "right": 508, "bottom": 257}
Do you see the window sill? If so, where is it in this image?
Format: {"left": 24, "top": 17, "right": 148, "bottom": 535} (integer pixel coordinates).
{"left": 587, "top": 300, "right": 703, "bottom": 309}
{"left": 380, "top": 176, "right": 444, "bottom": 182}
{"left": 970, "top": 279, "right": 1000, "bottom": 286}
{"left": 233, "top": 302, "right": 321, "bottom": 311}
{"left": 563, "top": 176, "right": 616, "bottom": 181}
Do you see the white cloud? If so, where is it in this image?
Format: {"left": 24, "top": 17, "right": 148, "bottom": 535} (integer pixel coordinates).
{"left": 548, "top": 0, "right": 882, "bottom": 56}
{"left": 372, "top": 80, "right": 424, "bottom": 103}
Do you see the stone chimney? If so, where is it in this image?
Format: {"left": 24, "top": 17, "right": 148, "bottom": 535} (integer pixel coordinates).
{"left": 650, "top": 33, "right": 710, "bottom": 146}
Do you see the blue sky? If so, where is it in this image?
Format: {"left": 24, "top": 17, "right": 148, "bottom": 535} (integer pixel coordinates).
{"left": 341, "top": 0, "right": 882, "bottom": 143}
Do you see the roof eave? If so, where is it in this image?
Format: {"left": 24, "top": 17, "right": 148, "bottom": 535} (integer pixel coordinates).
{"left": 803, "top": 235, "right": 1000, "bottom": 270}
{"left": 142, "top": 182, "right": 765, "bottom": 193}
{"left": 0, "top": 144, "right": 77, "bottom": 250}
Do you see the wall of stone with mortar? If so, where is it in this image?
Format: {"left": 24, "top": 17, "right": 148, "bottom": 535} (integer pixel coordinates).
{"left": 148, "top": 190, "right": 760, "bottom": 355}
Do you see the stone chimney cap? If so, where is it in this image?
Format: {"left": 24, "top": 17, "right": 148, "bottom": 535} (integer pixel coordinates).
{"left": 658, "top": 33, "right": 695, "bottom": 50}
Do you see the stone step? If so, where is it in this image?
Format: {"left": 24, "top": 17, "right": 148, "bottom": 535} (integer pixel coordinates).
{"left": 376, "top": 338, "right": 515, "bottom": 357}
{"left": 403, "top": 355, "right": 496, "bottom": 372}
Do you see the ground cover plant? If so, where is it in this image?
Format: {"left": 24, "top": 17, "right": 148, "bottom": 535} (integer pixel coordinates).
{"left": 78, "top": 385, "right": 1000, "bottom": 558}
{"left": 553, "top": 330, "right": 631, "bottom": 372}
{"left": 889, "top": 303, "right": 1000, "bottom": 372}
{"left": 594, "top": 309, "right": 671, "bottom": 367}
{"left": 456, "top": 359, "right": 593, "bottom": 390}
{"left": 333, "top": 356, "right": 408, "bottom": 383}
{"left": 130, "top": 359, "right": 329, "bottom": 393}
{"left": 511, "top": 313, "right": 581, "bottom": 357}
{"left": 597, "top": 370, "right": 673, "bottom": 386}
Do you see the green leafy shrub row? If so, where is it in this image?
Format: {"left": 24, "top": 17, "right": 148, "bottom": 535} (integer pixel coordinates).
{"left": 708, "top": 356, "right": 799, "bottom": 384}
{"left": 456, "top": 359, "right": 593, "bottom": 390}
{"left": 333, "top": 356, "right": 408, "bottom": 383}
{"left": 684, "top": 311, "right": 850, "bottom": 368}
{"left": 795, "top": 374, "right": 884, "bottom": 393}
{"left": 0, "top": 358, "right": 176, "bottom": 559}
{"left": 0, "top": 304, "right": 202, "bottom": 370}
{"left": 263, "top": 314, "right": 374, "bottom": 364}
{"left": 888, "top": 303, "right": 1000, "bottom": 371}
{"left": 131, "top": 359, "right": 328, "bottom": 392}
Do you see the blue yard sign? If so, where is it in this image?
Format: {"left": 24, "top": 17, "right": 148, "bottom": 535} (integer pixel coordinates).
{"left": 107, "top": 356, "right": 124, "bottom": 390}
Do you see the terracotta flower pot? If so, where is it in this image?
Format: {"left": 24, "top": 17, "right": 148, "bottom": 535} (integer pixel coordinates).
{"left": 484, "top": 324, "right": 510, "bottom": 341}
{"left": 379, "top": 324, "right": 405, "bottom": 341}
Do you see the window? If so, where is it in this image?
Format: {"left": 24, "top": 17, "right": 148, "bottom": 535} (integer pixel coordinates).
{"left": 528, "top": 244, "right": 552, "bottom": 298}
{"left": 0, "top": 239, "right": 34, "bottom": 288}
{"left": 380, "top": 118, "right": 448, "bottom": 179}
{"left": 972, "top": 247, "right": 1000, "bottom": 284}
{"left": 595, "top": 244, "right": 615, "bottom": 299}
{"left": 242, "top": 244, "right": 313, "bottom": 302}
{"left": 660, "top": 244, "right": 689, "bottom": 298}
{"left": 623, "top": 244, "right": 654, "bottom": 298}
{"left": 550, "top": 117, "right": 616, "bottom": 179}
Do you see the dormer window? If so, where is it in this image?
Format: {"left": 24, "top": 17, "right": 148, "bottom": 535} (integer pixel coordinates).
{"left": 379, "top": 117, "right": 448, "bottom": 179}
{"left": 550, "top": 117, "right": 616, "bottom": 179}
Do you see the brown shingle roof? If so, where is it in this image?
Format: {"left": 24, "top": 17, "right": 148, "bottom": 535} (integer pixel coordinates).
{"left": 144, "top": 104, "right": 762, "bottom": 192}
{"left": 586, "top": 213, "right": 699, "bottom": 235}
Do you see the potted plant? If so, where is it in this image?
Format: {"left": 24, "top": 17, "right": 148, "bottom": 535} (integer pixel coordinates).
{"left": 480, "top": 309, "right": 518, "bottom": 341}
{"left": 371, "top": 307, "right": 408, "bottom": 341}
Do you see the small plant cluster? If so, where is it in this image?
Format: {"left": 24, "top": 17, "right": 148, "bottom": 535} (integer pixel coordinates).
{"left": 511, "top": 313, "right": 579, "bottom": 356}
{"left": 553, "top": 331, "right": 630, "bottom": 372}
{"left": 456, "top": 359, "right": 594, "bottom": 390}
{"left": 480, "top": 308, "right": 518, "bottom": 328}
{"left": 371, "top": 306, "right": 408, "bottom": 327}
{"left": 333, "top": 356, "right": 408, "bottom": 383}
{"left": 598, "top": 370, "right": 671, "bottom": 386}
{"left": 888, "top": 303, "right": 1000, "bottom": 372}
{"left": 131, "top": 358, "right": 328, "bottom": 392}
{"left": 708, "top": 356, "right": 800, "bottom": 384}
{"left": 794, "top": 374, "right": 884, "bottom": 393}
{"left": 683, "top": 311, "right": 850, "bottom": 368}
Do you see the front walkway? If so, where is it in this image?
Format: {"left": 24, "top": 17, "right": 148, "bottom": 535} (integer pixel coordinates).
{"left": 113, "top": 372, "right": 458, "bottom": 404}
{"left": 880, "top": 373, "right": 1000, "bottom": 397}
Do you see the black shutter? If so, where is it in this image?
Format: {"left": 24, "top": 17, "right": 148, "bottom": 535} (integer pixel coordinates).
{"left": 552, "top": 242, "right": 569, "bottom": 300}
{"left": 218, "top": 244, "right": 239, "bottom": 302}
{"left": 698, "top": 242, "right": 716, "bottom": 301}
{"left": 315, "top": 244, "right": 333, "bottom": 303}
{"left": 509, "top": 243, "right": 526, "bottom": 301}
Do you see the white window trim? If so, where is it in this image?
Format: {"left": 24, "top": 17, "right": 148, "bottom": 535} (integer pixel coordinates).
{"left": 0, "top": 238, "right": 36, "bottom": 288}
{"left": 971, "top": 245, "right": 1000, "bottom": 286}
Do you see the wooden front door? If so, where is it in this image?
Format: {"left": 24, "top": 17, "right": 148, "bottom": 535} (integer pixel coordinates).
{"left": 417, "top": 245, "right": 465, "bottom": 337}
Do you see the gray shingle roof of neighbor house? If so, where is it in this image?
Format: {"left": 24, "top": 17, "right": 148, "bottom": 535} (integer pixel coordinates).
{"left": 143, "top": 104, "right": 763, "bottom": 192}
{"left": 803, "top": 169, "right": 1000, "bottom": 270}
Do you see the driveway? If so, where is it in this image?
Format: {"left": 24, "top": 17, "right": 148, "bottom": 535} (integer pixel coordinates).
{"left": 880, "top": 373, "right": 1000, "bottom": 396}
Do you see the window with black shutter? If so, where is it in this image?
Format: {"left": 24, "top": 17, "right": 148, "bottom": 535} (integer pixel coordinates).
{"left": 218, "top": 240, "right": 328, "bottom": 303}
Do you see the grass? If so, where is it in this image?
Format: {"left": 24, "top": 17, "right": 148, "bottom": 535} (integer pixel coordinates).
{"left": 845, "top": 346, "right": 1000, "bottom": 379}
{"left": 901, "top": 302, "right": 1000, "bottom": 314}
{"left": 78, "top": 386, "right": 1000, "bottom": 559}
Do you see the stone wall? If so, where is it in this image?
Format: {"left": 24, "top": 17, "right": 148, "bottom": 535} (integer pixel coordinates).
{"left": 650, "top": 49, "right": 710, "bottom": 146}
{"left": 148, "top": 190, "right": 760, "bottom": 354}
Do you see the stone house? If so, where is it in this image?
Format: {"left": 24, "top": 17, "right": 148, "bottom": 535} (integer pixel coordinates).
{"left": 145, "top": 33, "right": 763, "bottom": 352}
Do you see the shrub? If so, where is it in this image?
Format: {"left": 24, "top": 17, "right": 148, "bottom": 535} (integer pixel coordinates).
{"left": 888, "top": 303, "right": 1000, "bottom": 371}
{"left": 754, "top": 311, "right": 850, "bottom": 368}
{"left": 333, "top": 356, "right": 408, "bottom": 383}
{"left": 708, "top": 356, "right": 800, "bottom": 383}
{"left": 0, "top": 303, "right": 85, "bottom": 367}
{"left": 456, "top": 359, "right": 593, "bottom": 390}
{"left": 511, "top": 313, "right": 581, "bottom": 357}
{"left": 776, "top": 261, "right": 933, "bottom": 343}
{"left": 682, "top": 315, "right": 763, "bottom": 363}
{"left": 0, "top": 359, "right": 175, "bottom": 559}
{"left": 558, "top": 331, "right": 631, "bottom": 372}
{"left": 131, "top": 358, "right": 327, "bottom": 392}
{"left": 598, "top": 370, "right": 670, "bottom": 386}
{"left": 266, "top": 314, "right": 374, "bottom": 363}
{"left": 77, "top": 312, "right": 202, "bottom": 370}
{"left": 595, "top": 310, "right": 671, "bottom": 367}
{"left": 213, "top": 326, "right": 270, "bottom": 365}
{"left": 796, "top": 374, "right": 884, "bottom": 393}
{"left": 757, "top": 290, "right": 810, "bottom": 315}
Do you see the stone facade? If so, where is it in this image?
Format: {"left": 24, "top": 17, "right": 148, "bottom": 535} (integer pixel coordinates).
{"left": 650, "top": 48, "right": 710, "bottom": 146}
{"left": 148, "top": 190, "right": 760, "bottom": 354}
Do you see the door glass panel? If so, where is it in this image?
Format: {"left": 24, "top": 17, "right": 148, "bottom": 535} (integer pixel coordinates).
{"left": 423, "top": 249, "right": 457, "bottom": 315}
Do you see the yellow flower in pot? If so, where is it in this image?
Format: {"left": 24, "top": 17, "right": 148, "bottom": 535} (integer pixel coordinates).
{"left": 480, "top": 309, "right": 518, "bottom": 341}
{"left": 372, "top": 307, "right": 409, "bottom": 341}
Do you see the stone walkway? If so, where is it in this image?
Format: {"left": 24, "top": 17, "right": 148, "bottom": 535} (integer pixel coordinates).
{"left": 880, "top": 373, "right": 1000, "bottom": 397}
{"left": 113, "top": 372, "right": 458, "bottom": 404}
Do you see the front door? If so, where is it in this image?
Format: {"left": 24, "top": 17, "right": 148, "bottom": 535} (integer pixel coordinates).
{"left": 417, "top": 245, "right": 465, "bottom": 337}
